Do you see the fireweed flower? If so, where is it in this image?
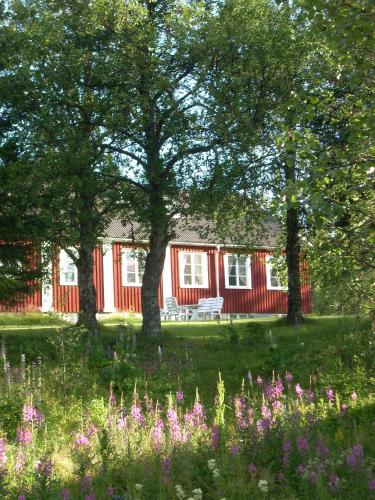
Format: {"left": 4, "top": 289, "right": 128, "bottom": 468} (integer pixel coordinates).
{"left": 74, "top": 433, "right": 89, "bottom": 447}
{"left": 161, "top": 457, "right": 172, "bottom": 482}
{"left": 316, "top": 440, "right": 329, "bottom": 457}
{"left": 234, "top": 396, "right": 247, "bottom": 429}
{"left": 308, "top": 471, "right": 318, "bottom": 483}
{"left": 150, "top": 419, "right": 164, "bottom": 451}
{"left": 107, "top": 485, "right": 114, "bottom": 497}
{"left": 0, "top": 438, "right": 6, "bottom": 469}
{"left": 23, "top": 404, "right": 44, "bottom": 424}
{"left": 295, "top": 383, "right": 304, "bottom": 398}
{"left": 230, "top": 445, "right": 239, "bottom": 456}
{"left": 17, "top": 427, "right": 32, "bottom": 445}
{"left": 328, "top": 474, "right": 340, "bottom": 489}
{"left": 15, "top": 449, "right": 25, "bottom": 472}
{"left": 305, "top": 389, "right": 314, "bottom": 402}
{"left": 272, "top": 400, "right": 282, "bottom": 413}
{"left": 176, "top": 390, "right": 184, "bottom": 402}
{"left": 256, "top": 375, "right": 263, "bottom": 386}
{"left": 296, "top": 465, "right": 305, "bottom": 475}
{"left": 285, "top": 372, "right": 293, "bottom": 384}
{"left": 326, "top": 388, "right": 334, "bottom": 403}
{"left": 166, "top": 408, "right": 178, "bottom": 424}
{"left": 130, "top": 402, "right": 145, "bottom": 426}
{"left": 247, "top": 371, "right": 253, "bottom": 385}
{"left": 351, "top": 392, "right": 358, "bottom": 402}
{"left": 81, "top": 475, "right": 93, "bottom": 491}
{"left": 36, "top": 457, "right": 53, "bottom": 478}
{"left": 248, "top": 463, "right": 257, "bottom": 474}
{"left": 117, "top": 417, "right": 127, "bottom": 431}
{"left": 211, "top": 425, "right": 219, "bottom": 450}
{"left": 60, "top": 489, "right": 70, "bottom": 499}
{"left": 368, "top": 479, "right": 375, "bottom": 490}
{"left": 276, "top": 472, "right": 285, "bottom": 482}
{"left": 297, "top": 436, "right": 309, "bottom": 451}
{"left": 346, "top": 443, "right": 364, "bottom": 468}
{"left": 17, "top": 496, "right": 25, "bottom": 500}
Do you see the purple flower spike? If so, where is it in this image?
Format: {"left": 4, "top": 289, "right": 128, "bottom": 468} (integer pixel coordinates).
{"left": 329, "top": 474, "right": 340, "bottom": 489}
{"left": 176, "top": 390, "right": 184, "bottom": 402}
{"left": 285, "top": 372, "right": 293, "bottom": 384}
{"left": 368, "top": 479, "right": 375, "bottom": 490}
{"left": 81, "top": 475, "right": 93, "bottom": 491}
{"left": 60, "top": 489, "right": 70, "bottom": 499}
{"left": 326, "top": 388, "right": 334, "bottom": 403}
{"left": 17, "top": 428, "right": 32, "bottom": 445}
{"left": 248, "top": 463, "right": 257, "bottom": 474}
{"left": 211, "top": 425, "right": 219, "bottom": 450}
{"left": 74, "top": 433, "right": 89, "bottom": 447}
{"left": 346, "top": 443, "right": 364, "bottom": 468}
{"left": 107, "top": 485, "right": 114, "bottom": 497}
{"left": 230, "top": 445, "right": 239, "bottom": 456}
{"left": 256, "top": 375, "right": 263, "bottom": 386}
{"left": 295, "top": 383, "right": 303, "bottom": 398}
{"left": 297, "top": 436, "right": 309, "bottom": 451}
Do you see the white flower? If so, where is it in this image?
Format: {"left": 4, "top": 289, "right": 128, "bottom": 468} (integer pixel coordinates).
{"left": 258, "top": 479, "right": 268, "bottom": 493}
{"left": 175, "top": 484, "right": 186, "bottom": 500}
{"left": 135, "top": 483, "right": 143, "bottom": 491}
{"left": 207, "top": 459, "right": 216, "bottom": 471}
{"left": 192, "top": 488, "right": 203, "bottom": 500}
{"left": 212, "top": 468, "right": 220, "bottom": 479}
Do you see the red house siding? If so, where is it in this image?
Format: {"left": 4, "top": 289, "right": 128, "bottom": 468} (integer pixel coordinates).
{"left": 53, "top": 246, "right": 104, "bottom": 313}
{"left": 0, "top": 289, "right": 42, "bottom": 312}
{"left": 112, "top": 242, "right": 163, "bottom": 313}
{"left": 171, "top": 245, "right": 218, "bottom": 305}
{"left": 218, "top": 250, "right": 287, "bottom": 314}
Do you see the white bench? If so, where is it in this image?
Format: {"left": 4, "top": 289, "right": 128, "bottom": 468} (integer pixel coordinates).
{"left": 189, "top": 297, "right": 224, "bottom": 321}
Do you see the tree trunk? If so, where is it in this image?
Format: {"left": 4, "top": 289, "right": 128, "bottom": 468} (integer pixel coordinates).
{"left": 286, "top": 205, "right": 303, "bottom": 323}
{"left": 141, "top": 228, "right": 169, "bottom": 337}
{"left": 76, "top": 241, "right": 99, "bottom": 341}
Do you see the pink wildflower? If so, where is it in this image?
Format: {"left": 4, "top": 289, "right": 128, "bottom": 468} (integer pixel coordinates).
{"left": 22, "top": 404, "right": 44, "bottom": 424}
{"left": 368, "top": 479, "right": 375, "bottom": 490}
{"left": 351, "top": 392, "right": 358, "bottom": 401}
{"left": 256, "top": 375, "right": 263, "bottom": 386}
{"left": 74, "top": 433, "right": 89, "bottom": 447}
{"left": 285, "top": 372, "right": 293, "bottom": 384}
{"left": 17, "top": 428, "right": 32, "bottom": 445}
{"left": 295, "top": 383, "right": 303, "bottom": 398}
{"left": 248, "top": 463, "right": 257, "bottom": 474}
{"left": 81, "top": 476, "right": 93, "bottom": 491}
{"left": 211, "top": 425, "right": 219, "bottom": 450}
{"left": 297, "top": 436, "right": 309, "bottom": 451}
{"left": 346, "top": 443, "right": 364, "bottom": 468}
{"left": 328, "top": 474, "right": 340, "bottom": 489}
{"left": 326, "top": 388, "right": 334, "bottom": 403}
{"left": 59, "top": 489, "right": 70, "bottom": 499}
{"left": 176, "top": 390, "right": 184, "bottom": 402}
{"left": 106, "top": 485, "right": 114, "bottom": 497}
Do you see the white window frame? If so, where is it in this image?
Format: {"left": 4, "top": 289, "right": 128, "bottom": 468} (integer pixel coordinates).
{"left": 179, "top": 251, "right": 208, "bottom": 289}
{"left": 121, "top": 248, "right": 146, "bottom": 287}
{"left": 224, "top": 253, "right": 252, "bottom": 289}
{"left": 59, "top": 249, "right": 78, "bottom": 286}
{"left": 265, "top": 255, "right": 286, "bottom": 290}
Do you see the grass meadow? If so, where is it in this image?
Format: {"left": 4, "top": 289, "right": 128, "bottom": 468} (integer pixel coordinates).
{"left": 0, "top": 313, "right": 374, "bottom": 499}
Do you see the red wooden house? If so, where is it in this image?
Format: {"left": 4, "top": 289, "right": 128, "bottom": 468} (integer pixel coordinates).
{"left": 1, "top": 218, "right": 311, "bottom": 315}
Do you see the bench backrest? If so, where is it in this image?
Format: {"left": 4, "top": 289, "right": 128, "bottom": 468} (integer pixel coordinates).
{"left": 197, "top": 297, "right": 224, "bottom": 313}
{"left": 165, "top": 297, "right": 179, "bottom": 313}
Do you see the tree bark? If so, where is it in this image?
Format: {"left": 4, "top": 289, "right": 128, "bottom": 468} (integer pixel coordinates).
{"left": 76, "top": 240, "right": 99, "bottom": 342}
{"left": 141, "top": 226, "right": 169, "bottom": 337}
{"left": 286, "top": 205, "right": 303, "bottom": 323}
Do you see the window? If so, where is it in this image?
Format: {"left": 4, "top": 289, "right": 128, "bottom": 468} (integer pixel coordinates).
{"left": 179, "top": 252, "right": 208, "bottom": 288}
{"left": 122, "top": 249, "right": 146, "bottom": 287}
{"left": 59, "top": 249, "right": 78, "bottom": 285}
{"left": 265, "top": 255, "right": 285, "bottom": 290}
{"left": 224, "top": 254, "right": 251, "bottom": 289}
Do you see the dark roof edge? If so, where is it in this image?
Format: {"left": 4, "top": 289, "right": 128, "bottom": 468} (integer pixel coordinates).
{"left": 99, "top": 237, "right": 277, "bottom": 250}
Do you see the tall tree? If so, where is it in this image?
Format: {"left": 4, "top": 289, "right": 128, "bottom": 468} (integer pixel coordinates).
{"left": 3, "top": 0, "right": 124, "bottom": 338}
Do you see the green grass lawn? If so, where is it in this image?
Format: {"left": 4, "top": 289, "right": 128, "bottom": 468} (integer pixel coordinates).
{"left": 0, "top": 313, "right": 372, "bottom": 404}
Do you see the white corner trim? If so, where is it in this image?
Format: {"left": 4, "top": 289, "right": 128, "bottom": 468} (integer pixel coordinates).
{"left": 103, "top": 243, "right": 116, "bottom": 312}
{"left": 162, "top": 245, "right": 172, "bottom": 307}
{"left": 41, "top": 259, "right": 53, "bottom": 312}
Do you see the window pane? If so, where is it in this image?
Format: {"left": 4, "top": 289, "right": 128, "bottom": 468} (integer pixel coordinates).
{"left": 238, "top": 255, "right": 246, "bottom": 267}
{"left": 229, "top": 275, "right": 237, "bottom": 286}
{"left": 271, "top": 276, "right": 280, "bottom": 288}
{"left": 184, "top": 275, "right": 192, "bottom": 285}
{"left": 127, "top": 261, "right": 136, "bottom": 273}
{"left": 239, "top": 275, "right": 248, "bottom": 287}
{"left": 194, "top": 274, "right": 203, "bottom": 286}
{"left": 184, "top": 264, "right": 192, "bottom": 274}
{"left": 194, "top": 254, "right": 203, "bottom": 265}
{"left": 127, "top": 272, "right": 136, "bottom": 284}
{"left": 183, "top": 254, "right": 191, "bottom": 265}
